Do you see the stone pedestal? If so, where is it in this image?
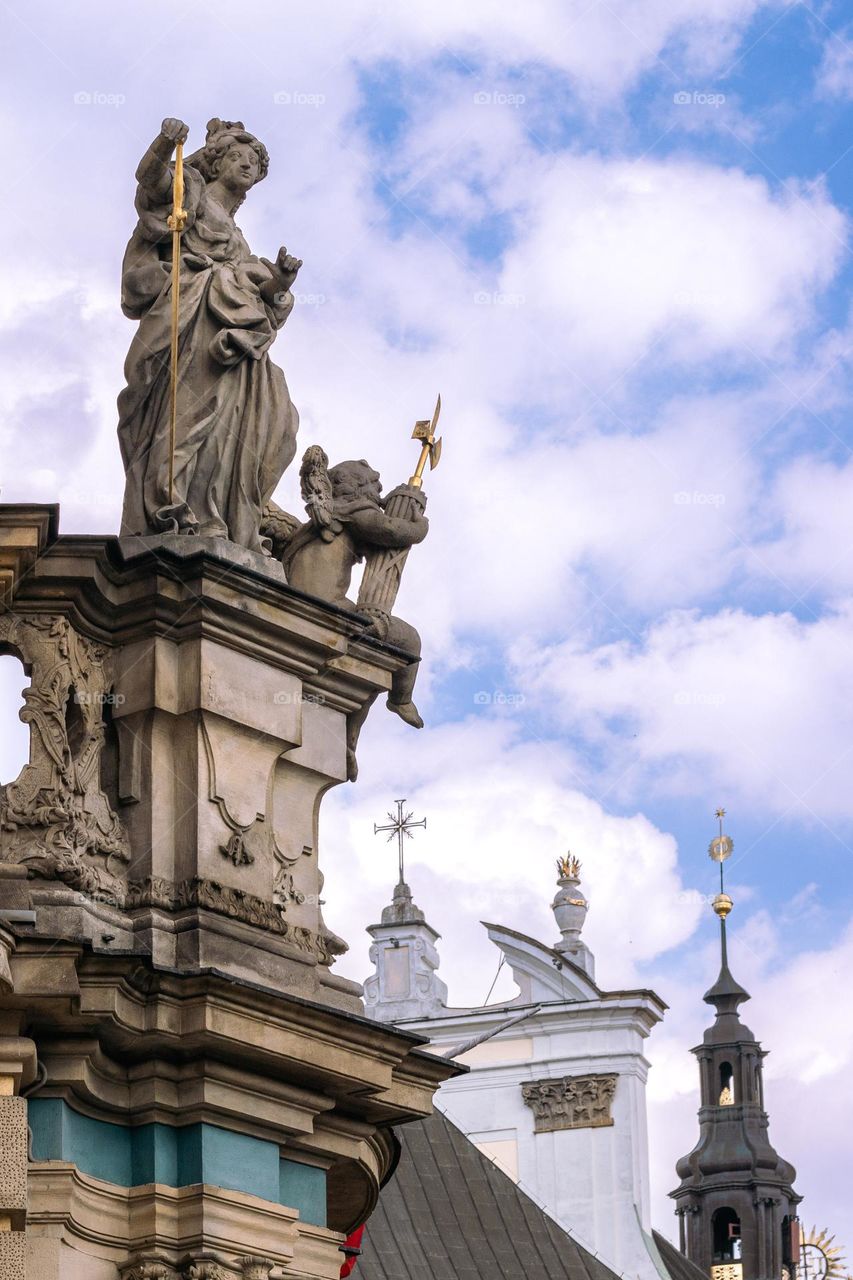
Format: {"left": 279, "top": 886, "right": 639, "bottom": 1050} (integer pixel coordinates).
{"left": 0, "top": 507, "right": 459, "bottom": 1279}
{"left": 364, "top": 881, "right": 448, "bottom": 1022}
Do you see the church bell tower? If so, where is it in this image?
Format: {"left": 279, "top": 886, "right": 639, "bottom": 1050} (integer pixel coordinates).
{"left": 671, "top": 812, "right": 801, "bottom": 1280}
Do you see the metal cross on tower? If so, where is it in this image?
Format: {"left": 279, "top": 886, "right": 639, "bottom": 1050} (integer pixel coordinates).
{"left": 374, "top": 799, "right": 426, "bottom": 885}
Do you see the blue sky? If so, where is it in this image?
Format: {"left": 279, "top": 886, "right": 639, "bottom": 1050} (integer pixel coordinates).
{"left": 2, "top": 0, "right": 853, "bottom": 1252}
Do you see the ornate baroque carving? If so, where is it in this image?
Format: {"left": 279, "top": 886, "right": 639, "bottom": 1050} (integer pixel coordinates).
{"left": 239, "top": 1259, "right": 276, "bottom": 1280}
{"left": 124, "top": 876, "right": 334, "bottom": 962}
{"left": 0, "top": 614, "right": 129, "bottom": 896}
{"left": 120, "top": 1260, "right": 181, "bottom": 1280}
{"left": 521, "top": 1073, "right": 617, "bottom": 1133}
{"left": 183, "top": 1261, "right": 230, "bottom": 1280}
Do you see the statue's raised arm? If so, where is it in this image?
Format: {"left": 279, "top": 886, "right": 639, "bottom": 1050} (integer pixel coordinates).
{"left": 117, "top": 116, "right": 301, "bottom": 555}
{"left": 135, "top": 117, "right": 189, "bottom": 201}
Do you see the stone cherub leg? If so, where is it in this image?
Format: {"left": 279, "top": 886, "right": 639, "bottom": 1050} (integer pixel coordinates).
{"left": 280, "top": 448, "right": 430, "bottom": 773}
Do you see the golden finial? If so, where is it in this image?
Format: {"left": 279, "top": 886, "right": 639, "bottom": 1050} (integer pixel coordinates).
{"left": 708, "top": 806, "right": 733, "bottom": 919}
{"left": 713, "top": 893, "right": 733, "bottom": 920}
{"left": 556, "top": 853, "right": 581, "bottom": 880}
{"left": 708, "top": 804, "right": 734, "bottom": 864}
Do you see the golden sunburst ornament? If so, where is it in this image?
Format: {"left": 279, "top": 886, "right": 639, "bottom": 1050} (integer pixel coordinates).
{"left": 800, "top": 1226, "right": 851, "bottom": 1280}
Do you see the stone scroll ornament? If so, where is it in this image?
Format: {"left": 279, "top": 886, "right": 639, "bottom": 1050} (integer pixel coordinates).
{"left": 120, "top": 1260, "right": 268, "bottom": 1280}
{"left": 0, "top": 614, "right": 130, "bottom": 898}
{"left": 280, "top": 397, "right": 443, "bottom": 780}
{"left": 522, "top": 1073, "right": 617, "bottom": 1133}
{"left": 117, "top": 116, "right": 302, "bottom": 554}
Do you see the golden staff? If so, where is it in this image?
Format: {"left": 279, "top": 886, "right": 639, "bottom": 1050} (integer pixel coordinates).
{"left": 409, "top": 394, "right": 442, "bottom": 488}
{"left": 166, "top": 139, "right": 188, "bottom": 506}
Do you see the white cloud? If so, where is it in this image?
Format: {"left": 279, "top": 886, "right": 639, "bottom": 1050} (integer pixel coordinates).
{"left": 321, "top": 713, "right": 703, "bottom": 1000}
{"left": 516, "top": 603, "right": 853, "bottom": 822}
{"left": 816, "top": 26, "right": 853, "bottom": 101}
{"left": 761, "top": 454, "right": 853, "bottom": 595}
{"left": 500, "top": 156, "right": 846, "bottom": 377}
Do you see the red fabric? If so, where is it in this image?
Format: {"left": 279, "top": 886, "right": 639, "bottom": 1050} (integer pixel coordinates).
{"left": 340, "top": 1225, "right": 366, "bottom": 1278}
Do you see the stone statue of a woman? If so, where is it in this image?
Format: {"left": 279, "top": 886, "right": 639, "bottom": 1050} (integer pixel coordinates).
{"left": 117, "top": 117, "right": 302, "bottom": 553}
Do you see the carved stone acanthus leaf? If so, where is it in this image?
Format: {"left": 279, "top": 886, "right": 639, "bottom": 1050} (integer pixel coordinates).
{"left": 120, "top": 1260, "right": 181, "bottom": 1280}
{"left": 183, "top": 1261, "right": 230, "bottom": 1280}
{"left": 240, "top": 1258, "right": 277, "bottom": 1280}
{"left": 521, "top": 1073, "right": 617, "bottom": 1133}
{"left": 124, "top": 876, "right": 333, "bottom": 962}
{"left": 0, "top": 614, "right": 129, "bottom": 896}
{"left": 221, "top": 833, "right": 255, "bottom": 866}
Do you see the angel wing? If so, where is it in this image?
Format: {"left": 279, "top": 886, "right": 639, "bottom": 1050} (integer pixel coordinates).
{"left": 300, "top": 445, "right": 340, "bottom": 540}
{"left": 260, "top": 500, "right": 301, "bottom": 559}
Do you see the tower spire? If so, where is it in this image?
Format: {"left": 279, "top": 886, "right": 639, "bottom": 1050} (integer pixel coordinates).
{"left": 671, "top": 808, "right": 800, "bottom": 1279}
{"left": 704, "top": 808, "right": 749, "bottom": 1019}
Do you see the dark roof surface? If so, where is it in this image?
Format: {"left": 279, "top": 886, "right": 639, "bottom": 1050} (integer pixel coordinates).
{"left": 651, "top": 1231, "right": 710, "bottom": 1280}
{"left": 358, "top": 1108, "right": 622, "bottom": 1280}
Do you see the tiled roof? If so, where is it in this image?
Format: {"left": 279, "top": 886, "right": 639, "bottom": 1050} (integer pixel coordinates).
{"left": 358, "top": 1108, "right": 622, "bottom": 1280}
{"left": 650, "top": 1231, "right": 710, "bottom": 1280}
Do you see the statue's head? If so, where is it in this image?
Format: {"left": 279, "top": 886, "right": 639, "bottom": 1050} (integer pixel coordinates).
{"left": 328, "top": 460, "right": 382, "bottom": 505}
{"left": 187, "top": 118, "right": 270, "bottom": 197}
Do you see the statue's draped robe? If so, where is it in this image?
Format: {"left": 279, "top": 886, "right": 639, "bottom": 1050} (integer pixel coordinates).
{"left": 117, "top": 167, "right": 298, "bottom": 552}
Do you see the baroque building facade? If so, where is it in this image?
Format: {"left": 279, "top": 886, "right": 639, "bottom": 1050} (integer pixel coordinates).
{"left": 363, "top": 859, "right": 665, "bottom": 1279}
{"left": 0, "top": 506, "right": 456, "bottom": 1279}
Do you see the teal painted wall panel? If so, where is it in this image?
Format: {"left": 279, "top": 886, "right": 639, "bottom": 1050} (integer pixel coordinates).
{"left": 27, "top": 1098, "right": 63, "bottom": 1161}
{"left": 132, "top": 1122, "right": 178, "bottom": 1186}
{"left": 29, "top": 1099, "right": 133, "bottom": 1186}
{"left": 197, "top": 1125, "right": 280, "bottom": 1203}
{"left": 280, "top": 1157, "right": 327, "bottom": 1227}
{"left": 28, "top": 1100, "right": 324, "bottom": 1218}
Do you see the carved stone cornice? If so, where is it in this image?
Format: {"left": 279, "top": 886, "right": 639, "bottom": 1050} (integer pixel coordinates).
{"left": 521, "top": 1072, "right": 617, "bottom": 1133}
{"left": 0, "top": 503, "right": 57, "bottom": 604}
{"left": 124, "top": 876, "right": 335, "bottom": 963}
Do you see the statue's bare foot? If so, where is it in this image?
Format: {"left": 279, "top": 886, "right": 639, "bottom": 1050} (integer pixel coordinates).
{"left": 387, "top": 699, "right": 424, "bottom": 729}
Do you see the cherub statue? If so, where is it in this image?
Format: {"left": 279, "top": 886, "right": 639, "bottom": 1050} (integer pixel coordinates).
{"left": 283, "top": 448, "right": 428, "bottom": 752}
{"left": 117, "top": 116, "right": 302, "bottom": 553}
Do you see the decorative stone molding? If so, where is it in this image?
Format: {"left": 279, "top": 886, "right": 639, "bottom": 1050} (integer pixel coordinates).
{"left": 0, "top": 504, "right": 57, "bottom": 604}
{"left": 121, "top": 1260, "right": 181, "bottom": 1280}
{"left": 239, "top": 1258, "right": 277, "bottom": 1280}
{"left": 28, "top": 1165, "right": 301, "bottom": 1272}
{"left": 521, "top": 1073, "right": 617, "bottom": 1133}
{"left": 0, "top": 613, "right": 129, "bottom": 898}
{"left": 182, "top": 1260, "right": 232, "bottom": 1280}
{"left": 124, "top": 876, "right": 335, "bottom": 962}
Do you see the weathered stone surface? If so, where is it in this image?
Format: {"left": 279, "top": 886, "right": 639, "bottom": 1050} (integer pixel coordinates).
{"left": 0, "top": 512, "right": 420, "bottom": 1003}
{"left": 0, "top": 1097, "right": 27, "bottom": 1227}
{"left": 0, "top": 505, "right": 58, "bottom": 605}
{"left": 118, "top": 118, "right": 301, "bottom": 555}
{"left": 282, "top": 450, "right": 428, "bottom": 747}
{"left": 0, "top": 1232, "right": 26, "bottom": 1279}
{"left": 0, "top": 612, "right": 130, "bottom": 901}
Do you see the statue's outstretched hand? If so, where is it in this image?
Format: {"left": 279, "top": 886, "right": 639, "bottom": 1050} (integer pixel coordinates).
{"left": 272, "top": 247, "right": 303, "bottom": 293}
{"left": 160, "top": 118, "right": 189, "bottom": 146}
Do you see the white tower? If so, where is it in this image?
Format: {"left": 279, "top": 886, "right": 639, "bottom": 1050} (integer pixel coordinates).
{"left": 364, "top": 854, "right": 665, "bottom": 1279}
